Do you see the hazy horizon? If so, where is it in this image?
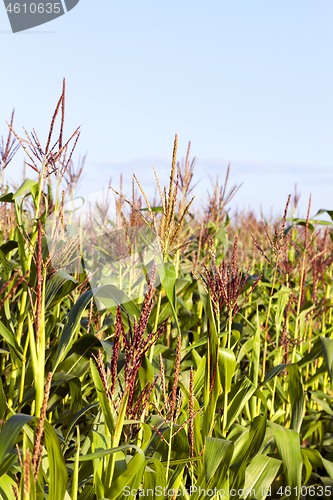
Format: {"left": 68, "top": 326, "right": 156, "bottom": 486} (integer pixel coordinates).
{"left": 3, "top": 150, "right": 332, "bottom": 223}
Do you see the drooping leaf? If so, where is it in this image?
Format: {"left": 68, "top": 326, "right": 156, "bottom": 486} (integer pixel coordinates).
{"left": 12, "top": 178, "right": 39, "bottom": 200}
{"left": 0, "top": 414, "right": 33, "bottom": 468}
{"left": 314, "top": 209, "right": 333, "bottom": 222}
{"left": 0, "top": 240, "right": 18, "bottom": 255}
{"left": 0, "top": 192, "right": 14, "bottom": 202}
{"left": 45, "top": 270, "right": 79, "bottom": 309}
{"left": 0, "top": 321, "right": 23, "bottom": 360}
{"left": 263, "top": 364, "right": 289, "bottom": 385}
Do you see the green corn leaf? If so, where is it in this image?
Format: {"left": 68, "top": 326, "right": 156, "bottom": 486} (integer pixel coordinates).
{"left": 43, "top": 420, "right": 68, "bottom": 500}
{"left": 167, "top": 463, "right": 186, "bottom": 495}
{"left": 243, "top": 454, "right": 282, "bottom": 499}
{"left": 202, "top": 292, "right": 220, "bottom": 437}
{"left": 192, "top": 355, "right": 205, "bottom": 397}
{"left": 0, "top": 378, "right": 6, "bottom": 423}
{"left": 78, "top": 444, "right": 145, "bottom": 500}
{"left": 300, "top": 448, "right": 313, "bottom": 484}
{"left": 219, "top": 348, "right": 236, "bottom": 394}
{"left": 0, "top": 248, "right": 10, "bottom": 279}
{"left": 0, "top": 472, "right": 17, "bottom": 499}
{"left": 0, "top": 240, "right": 18, "bottom": 255}
{"left": 0, "top": 452, "right": 19, "bottom": 480}
{"left": 66, "top": 402, "right": 99, "bottom": 439}
{"left": 263, "top": 364, "right": 289, "bottom": 385}
{"left": 93, "top": 285, "right": 143, "bottom": 323}
{"left": 268, "top": 421, "right": 302, "bottom": 500}
{"left": 143, "top": 458, "right": 167, "bottom": 500}
{"left": 90, "top": 358, "right": 115, "bottom": 435}
{"left": 0, "top": 192, "right": 14, "bottom": 202}
{"left": 77, "top": 484, "right": 95, "bottom": 500}
{"left": 229, "top": 424, "right": 249, "bottom": 458}
{"left": 72, "top": 426, "right": 80, "bottom": 500}
{"left": 0, "top": 321, "right": 23, "bottom": 360}
{"left": 12, "top": 178, "right": 39, "bottom": 200}
{"left": 205, "top": 437, "right": 234, "bottom": 486}
{"left": 160, "top": 456, "right": 202, "bottom": 466}
{"left": 314, "top": 209, "right": 333, "bottom": 222}
{"left": 249, "top": 306, "right": 261, "bottom": 418}
{"left": 226, "top": 377, "right": 256, "bottom": 431}
{"left": 45, "top": 270, "right": 79, "bottom": 309}
{"left": 272, "top": 286, "right": 292, "bottom": 344}
{"left": 249, "top": 306, "right": 260, "bottom": 387}
{"left": 138, "top": 355, "right": 154, "bottom": 393}
{"left": 53, "top": 289, "right": 96, "bottom": 372}
{"left": 237, "top": 337, "right": 254, "bottom": 364}
{"left": 312, "top": 396, "right": 333, "bottom": 416}
{"left": 182, "top": 329, "right": 232, "bottom": 353}
{"left": 141, "top": 206, "right": 163, "bottom": 213}
{"left": 0, "top": 414, "right": 33, "bottom": 469}
{"left": 191, "top": 437, "right": 234, "bottom": 500}
{"left": 302, "top": 447, "right": 333, "bottom": 481}
{"left": 320, "top": 336, "right": 333, "bottom": 385}
{"left": 108, "top": 448, "right": 146, "bottom": 500}
{"left": 233, "top": 389, "right": 268, "bottom": 470}
{"left": 288, "top": 364, "right": 305, "bottom": 433}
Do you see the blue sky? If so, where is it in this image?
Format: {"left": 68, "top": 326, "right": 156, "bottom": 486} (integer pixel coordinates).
{"left": 0, "top": 0, "right": 332, "bottom": 219}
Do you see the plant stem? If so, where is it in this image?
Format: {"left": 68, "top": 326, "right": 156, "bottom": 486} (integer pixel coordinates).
{"left": 149, "top": 289, "right": 163, "bottom": 363}
{"left": 261, "top": 264, "right": 278, "bottom": 384}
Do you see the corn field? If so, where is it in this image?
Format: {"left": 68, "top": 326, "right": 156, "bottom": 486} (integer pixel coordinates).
{"left": 1, "top": 82, "right": 333, "bottom": 500}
